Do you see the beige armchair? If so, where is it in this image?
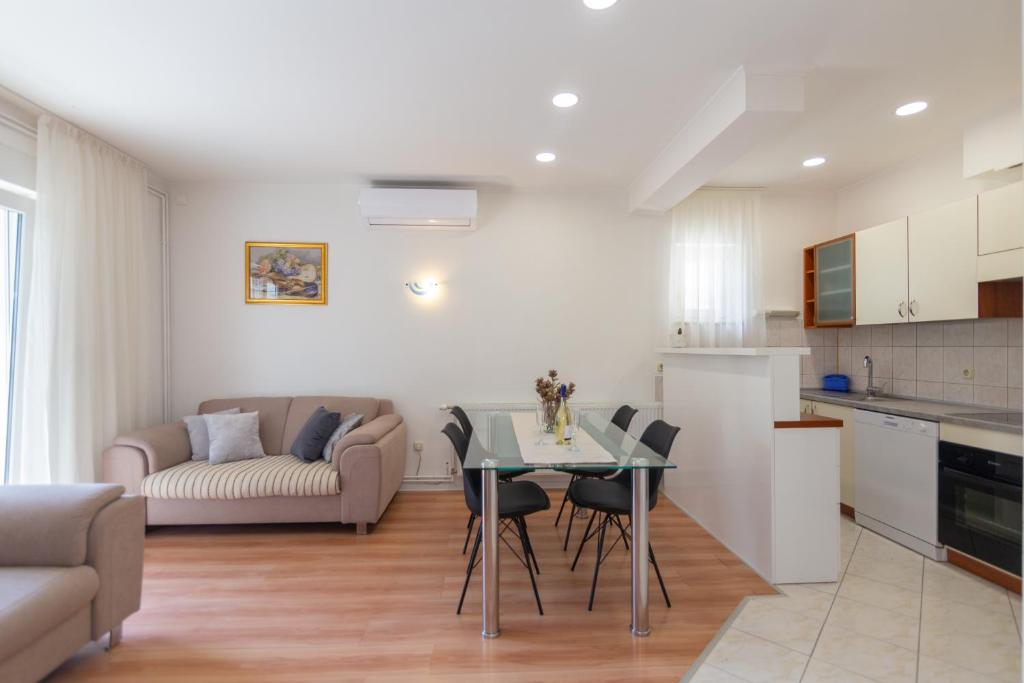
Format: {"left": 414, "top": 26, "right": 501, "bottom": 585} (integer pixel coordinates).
{"left": 0, "top": 484, "right": 145, "bottom": 683}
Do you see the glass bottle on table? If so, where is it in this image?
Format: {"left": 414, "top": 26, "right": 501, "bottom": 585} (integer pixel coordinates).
{"left": 554, "top": 384, "right": 572, "bottom": 445}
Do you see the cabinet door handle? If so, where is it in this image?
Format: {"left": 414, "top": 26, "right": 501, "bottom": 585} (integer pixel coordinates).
{"left": 897, "top": 301, "right": 906, "bottom": 318}
{"left": 909, "top": 300, "right": 919, "bottom": 317}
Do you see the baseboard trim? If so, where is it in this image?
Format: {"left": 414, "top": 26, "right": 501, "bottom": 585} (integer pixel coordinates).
{"left": 839, "top": 503, "right": 854, "bottom": 519}
{"left": 947, "top": 548, "right": 1021, "bottom": 595}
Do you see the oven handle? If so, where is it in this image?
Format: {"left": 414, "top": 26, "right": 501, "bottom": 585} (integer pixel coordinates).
{"left": 941, "top": 465, "right": 1022, "bottom": 499}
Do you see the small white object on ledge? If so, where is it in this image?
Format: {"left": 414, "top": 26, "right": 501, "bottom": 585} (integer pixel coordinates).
{"left": 669, "top": 321, "right": 687, "bottom": 348}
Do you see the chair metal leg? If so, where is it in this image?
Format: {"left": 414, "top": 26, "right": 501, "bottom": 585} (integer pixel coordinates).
{"left": 554, "top": 475, "right": 576, "bottom": 527}
{"left": 649, "top": 544, "right": 671, "bottom": 608}
{"left": 458, "top": 527, "right": 482, "bottom": 614}
{"left": 610, "top": 514, "right": 630, "bottom": 551}
{"left": 570, "top": 509, "right": 597, "bottom": 571}
{"left": 563, "top": 500, "right": 577, "bottom": 551}
{"left": 463, "top": 513, "right": 477, "bottom": 554}
{"left": 587, "top": 514, "right": 608, "bottom": 611}
{"left": 521, "top": 518, "right": 541, "bottom": 575}
{"left": 516, "top": 517, "right": 544, "bottom": 615}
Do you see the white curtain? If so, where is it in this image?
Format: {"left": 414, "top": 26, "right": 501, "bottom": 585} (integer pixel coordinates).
{"left": 668, "top": 188, "right": 764, "bottom": 348}
{"left": 8, "top": 115, "right": 164, "bottom": 483}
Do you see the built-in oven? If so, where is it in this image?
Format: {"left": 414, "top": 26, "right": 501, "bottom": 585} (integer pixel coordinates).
{"left": 938, "top": 440, "right": 1022, "bottom": 576}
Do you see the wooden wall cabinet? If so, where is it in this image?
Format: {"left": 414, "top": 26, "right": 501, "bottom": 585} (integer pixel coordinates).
{"left": 803, "top": 235, "right": 855, "bottom": 328}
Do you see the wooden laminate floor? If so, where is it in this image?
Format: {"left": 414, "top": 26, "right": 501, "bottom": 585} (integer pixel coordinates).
{"left": 48, "top": 490, "right": 772, "bottom": 683}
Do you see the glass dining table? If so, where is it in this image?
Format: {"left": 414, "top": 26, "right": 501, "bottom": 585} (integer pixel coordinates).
{"left": 463, "top": 410, "right": 676, "bottom": 639}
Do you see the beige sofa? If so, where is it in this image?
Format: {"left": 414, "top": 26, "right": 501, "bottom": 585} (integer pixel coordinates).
{"left": 0, "top": 484, "right": 145, "bottom": 683}
{"left": 102, "top": 396, "right": 406, "bottom": 534}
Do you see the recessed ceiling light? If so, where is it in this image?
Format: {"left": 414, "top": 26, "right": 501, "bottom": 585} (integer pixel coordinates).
{"left": 583, "top": 0, "right": 618, "bottom": 8}
{"left": 802, "top": 157, "right": 826, "bottom": 168}
{"left": 552, "top": 92, "right": 579, "bottom": 108}
{"left": 895, "top": 101, "right": 928, "bottom": 117}
{"left": 536, "top": 152, "right": 557, "bottom": 163}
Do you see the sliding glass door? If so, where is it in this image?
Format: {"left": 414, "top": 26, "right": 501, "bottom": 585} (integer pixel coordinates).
{"left": 0, "top": 204, "right": 21, "bottom": 483}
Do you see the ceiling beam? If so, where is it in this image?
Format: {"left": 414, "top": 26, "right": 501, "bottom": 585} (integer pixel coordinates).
{"left": 628, "top": 67, "right": 805, "bottom": 214}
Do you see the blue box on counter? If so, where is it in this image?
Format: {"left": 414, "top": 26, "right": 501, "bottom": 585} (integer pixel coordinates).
{"left": 822, "top": 374, "right": 850, "bottom": 392}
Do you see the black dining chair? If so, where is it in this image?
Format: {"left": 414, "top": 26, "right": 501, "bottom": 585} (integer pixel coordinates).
{"left": 450, "top": 406, "right": 534, "bottom": 483}
{"left": 442, "top": 423, "right": 550, "bottom": 615}
{"left": 448, "top": 407, "right": 534, "bottom": 554}
{"left": 567, "top": 418, "right": 680, "bottom": 611}
{"left": 555, "top": 405, "right": 638, "bottom": 549}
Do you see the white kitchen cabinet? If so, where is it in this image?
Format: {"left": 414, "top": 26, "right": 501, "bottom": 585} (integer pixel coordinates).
{"left": 979, "top": 181, "right": 1023, "bottom": 255}
{"left": 908, "top": 196, "right": 978, "bottom": 322}
{"left": 855, "top": 218, "right": 908, "bottom": 325}
{"left": 810, "top": 402, "right": 855, "bottom": 509}
{"left": 978, "top": 181, "right": 1023, "bottom": 281}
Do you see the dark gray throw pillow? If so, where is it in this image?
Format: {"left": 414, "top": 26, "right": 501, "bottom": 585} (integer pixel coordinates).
{"left": 291, "top": 406, "right": 341, "bottom": 462}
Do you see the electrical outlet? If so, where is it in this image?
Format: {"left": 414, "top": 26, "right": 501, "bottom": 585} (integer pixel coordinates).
{"left": 413, "top": 441, "right": 424, "bottom": 452}
{"left": 962, "top": 368, "right": 975, "bottom": 380}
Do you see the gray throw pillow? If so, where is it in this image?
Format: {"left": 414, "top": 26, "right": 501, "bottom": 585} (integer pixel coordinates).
{"left": 185, "top": 407, "right": 241, "bottom": 460}
{"left": 291, "top": 406, "right": 341, "bottom": 463}
{"left": 206, "top": 411, "right": 266, "bottom": 465}
{"left": 322, "top": 413, "right": 364, "bottom": 462}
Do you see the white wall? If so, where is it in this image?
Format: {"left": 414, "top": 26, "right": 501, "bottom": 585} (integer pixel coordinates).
{"left": 168, "top": 183, "right": 668, "bottom": 478}
{"left": 760, "top": 190, "right": 838, "bottom": 311}
{"left": 836, "top": 137, "right": 1022, "bottom": 231}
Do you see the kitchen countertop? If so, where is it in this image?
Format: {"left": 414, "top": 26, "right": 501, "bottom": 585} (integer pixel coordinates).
{"left": 800, "top": 388, "right": 1023, "bottom": 435}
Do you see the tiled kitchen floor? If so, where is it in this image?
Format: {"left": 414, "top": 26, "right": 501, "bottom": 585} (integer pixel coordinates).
{"left": 683, "top": 517, "right": 1022, "bottom": 683}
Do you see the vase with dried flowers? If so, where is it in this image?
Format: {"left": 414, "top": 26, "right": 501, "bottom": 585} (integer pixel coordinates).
{"left": 534, "top": 369, "right": 576, "bottom": 433}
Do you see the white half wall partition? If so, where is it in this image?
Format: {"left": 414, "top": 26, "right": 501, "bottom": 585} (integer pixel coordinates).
{"left": 658, "top": 347, "right": 841, "bottom": 584}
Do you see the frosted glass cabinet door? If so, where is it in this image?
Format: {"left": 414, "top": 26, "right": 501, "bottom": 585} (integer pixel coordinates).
{"left": 908, "top": 196, "right": 978, "bottom": 322}
{"left": 855, "top": 218, "right": 908, "bottom": 325}
{"left": 815, "top": 236, "right": 854, "bottom": 326}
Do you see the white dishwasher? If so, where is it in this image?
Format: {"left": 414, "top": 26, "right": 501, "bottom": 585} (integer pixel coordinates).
{"left": 854, "top": 409, "right": 945, "bottom": 560}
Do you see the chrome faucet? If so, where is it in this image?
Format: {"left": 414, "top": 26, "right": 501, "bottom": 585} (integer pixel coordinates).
{"left": 864, "top": 355, "right": 882, "bottom": 398}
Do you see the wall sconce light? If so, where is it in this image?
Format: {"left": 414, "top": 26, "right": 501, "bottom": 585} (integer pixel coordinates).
{"left": 405, "top": 279, "right": 440, "bottom": 298}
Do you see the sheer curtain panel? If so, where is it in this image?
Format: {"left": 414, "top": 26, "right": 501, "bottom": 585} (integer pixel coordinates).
{"left": 668, "top": 188, "right": 764, "bottom": 348}
{"left": 9, "top": 115, "right": 163, "bottom": 483}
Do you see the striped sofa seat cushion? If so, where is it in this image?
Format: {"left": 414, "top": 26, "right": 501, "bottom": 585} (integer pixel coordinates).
{"left": 142, "top": 455, "right": 340, "bottom": 500}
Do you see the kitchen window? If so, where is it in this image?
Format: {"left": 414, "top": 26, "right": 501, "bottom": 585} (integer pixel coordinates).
{"left": 668, "top": 188, "right": 764, "bottom": 347}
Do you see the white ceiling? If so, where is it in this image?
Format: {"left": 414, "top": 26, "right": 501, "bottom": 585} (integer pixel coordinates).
{"left": 0, "top": 0, "right": 1018, "bottom": 191}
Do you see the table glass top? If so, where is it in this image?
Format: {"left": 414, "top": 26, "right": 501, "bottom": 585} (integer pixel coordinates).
{"left": 462, "top": 411, "right": 676, "bottom": 471}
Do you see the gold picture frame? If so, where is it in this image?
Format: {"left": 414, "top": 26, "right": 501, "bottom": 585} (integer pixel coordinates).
{"left": 245, "top": 241, "right": 327, "bottom": 305}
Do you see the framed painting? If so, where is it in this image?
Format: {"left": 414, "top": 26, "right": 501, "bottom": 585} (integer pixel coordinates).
{"left": 245, "top": 241, "right": 327, "bottom": 305}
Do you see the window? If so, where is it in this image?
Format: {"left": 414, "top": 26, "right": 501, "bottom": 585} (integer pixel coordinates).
{"left": 667, "top": 189, "right": 764, "bottom": 347}
{"left": 0, "top": 204, "right": 22, "bottom": 483}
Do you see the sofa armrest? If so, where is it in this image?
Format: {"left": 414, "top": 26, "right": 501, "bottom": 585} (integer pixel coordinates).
{"left": 332, "top": 414, "right": 403, "bottom": 459}
{"left": 0, "top": 484, "right": 125, "bottom": 566}
{"left": 86, "top": 495, "right": 145, "bottom": 640}
{"left": 336, "top": 416, "right": 406, "bottom": 526}
{"left": 111, "top": 421, "right": 191, "bottom": 476}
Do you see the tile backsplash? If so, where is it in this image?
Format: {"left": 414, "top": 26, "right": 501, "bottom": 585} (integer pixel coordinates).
{"left": 767, "top": 318, "right": 1024, "bottom": 409}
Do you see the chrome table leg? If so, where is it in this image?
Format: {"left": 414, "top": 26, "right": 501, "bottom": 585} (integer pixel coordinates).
{"left": 631, "top": 463, "right": 650, "bottom": 637}
{"left": 481, "top": 461, "right": 500, "bottom": 638}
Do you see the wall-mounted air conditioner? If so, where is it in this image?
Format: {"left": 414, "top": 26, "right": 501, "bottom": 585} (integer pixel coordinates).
{"left": 358, "top": 188, "right": 477, "bottom": 230}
